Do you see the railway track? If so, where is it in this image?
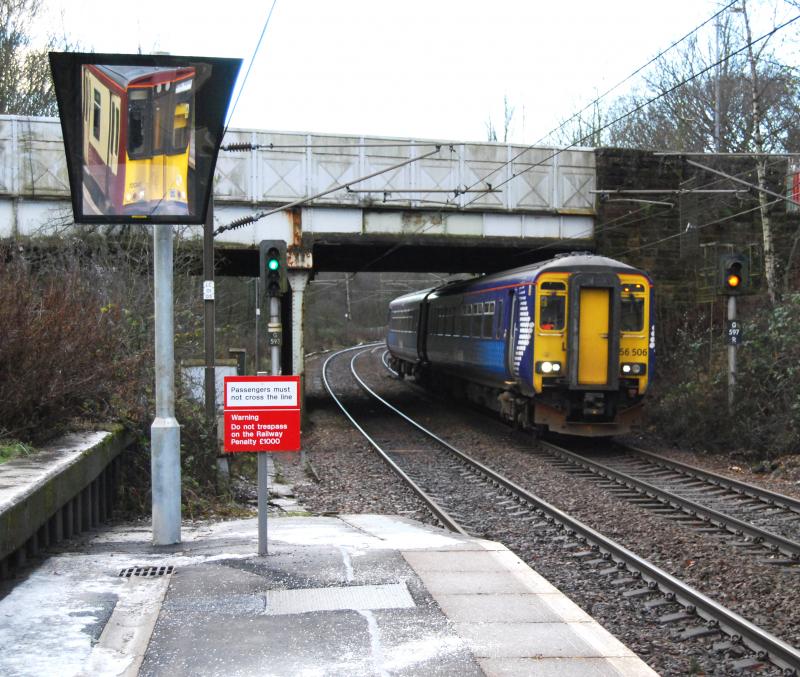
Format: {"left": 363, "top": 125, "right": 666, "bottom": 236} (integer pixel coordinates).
{"left": 538, "top": 440, "right": 800, "bottom": 565}
{"left": 323, "top": 345, "right": 800, "bottom": 675}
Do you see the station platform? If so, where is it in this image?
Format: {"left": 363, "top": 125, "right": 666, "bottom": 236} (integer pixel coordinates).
{"left": 0, "top": 511, "right": 657, "bottom": 676}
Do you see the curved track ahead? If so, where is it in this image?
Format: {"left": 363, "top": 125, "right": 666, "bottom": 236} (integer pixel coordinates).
{"left": 323, "top": 344, "right": 800, "bottom": 675}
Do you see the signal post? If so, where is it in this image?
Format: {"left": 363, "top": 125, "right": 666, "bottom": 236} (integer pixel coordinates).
{"left": 719, "top": 253, "right": 748, "bottom": 411}
{"left": 225, "top": 241, "right": 296, "bottom": 555}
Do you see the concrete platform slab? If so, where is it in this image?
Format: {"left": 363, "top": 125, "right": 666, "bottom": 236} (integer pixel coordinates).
{"left": 478, "top": 656, "right": 661, "bottom": 677}
{"left": 0, "top": 514, "right": 658, "bottom": 677}
{"left": 434, "top": 592, "right": 594, "bottom": 624}
{"left": 454, "top": 620, "right": 638, "bottom": 659}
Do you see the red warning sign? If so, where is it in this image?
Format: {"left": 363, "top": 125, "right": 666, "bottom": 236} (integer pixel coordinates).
{"left": 223, "top": 376, "right": 301, "bottom": 453}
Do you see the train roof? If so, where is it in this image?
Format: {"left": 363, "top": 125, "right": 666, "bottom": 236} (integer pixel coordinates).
{"left": 388, "top": 286, "right": 437, "bottom": 308}
{"left": 87, "top": 64, "right": 195, "bottom": 89}
{"left": 437, "top": 253, "right": 647, "bottom": 295}
{"left": 389, "top": 253, "right": 649, "bottom": 307}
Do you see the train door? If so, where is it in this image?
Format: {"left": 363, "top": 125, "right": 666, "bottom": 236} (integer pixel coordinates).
{"left": 577, "top": 288, "right": 610, "bottom": 385}
{"left": 567, "top": 273, "right": 621, "bottom": 390}
{"left": 107, "top": 97, "right": 121, "bottom": 177}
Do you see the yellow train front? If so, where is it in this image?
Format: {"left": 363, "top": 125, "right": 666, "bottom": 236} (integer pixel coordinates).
{"left": 387, "top": 253, "right": 654, "bottom": 437}
{"left": 525, "top": 254, "right": 653, "bottom": 436}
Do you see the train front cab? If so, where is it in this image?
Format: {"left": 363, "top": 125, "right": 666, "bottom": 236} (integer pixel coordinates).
{"left": 531, "top": 269, "right": 651, "bottom": 436}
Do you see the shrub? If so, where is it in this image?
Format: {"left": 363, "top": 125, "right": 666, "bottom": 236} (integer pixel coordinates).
{"left": 0, "top": 244, "right": 146, "bottom": 441}
{"left": 648, "top": 295, "right": 800, "bottom": 458}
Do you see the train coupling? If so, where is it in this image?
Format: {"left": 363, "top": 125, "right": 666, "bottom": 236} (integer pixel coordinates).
{"left": 582, "top": 392, "right": 607, "bottom": 417}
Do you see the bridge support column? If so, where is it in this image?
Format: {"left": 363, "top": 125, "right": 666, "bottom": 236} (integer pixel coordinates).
{"left": 288, "top": 271, "right": 310, "bottom": 378}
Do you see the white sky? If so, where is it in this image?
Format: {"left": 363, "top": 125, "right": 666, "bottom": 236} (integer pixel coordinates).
{"left": 37, "top": 0, "right": 798, "bottom": 144}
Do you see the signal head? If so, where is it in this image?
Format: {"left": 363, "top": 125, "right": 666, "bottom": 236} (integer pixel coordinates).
{"left": 718, "top": 253, "right": 748, "bottom": 296}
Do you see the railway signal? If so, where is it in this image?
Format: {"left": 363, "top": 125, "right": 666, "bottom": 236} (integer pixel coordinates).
{"left": 719, "top": 253, "right": 748, "bottom": 295}
{"left": 260, "top": 240, "right": 287, "bottom": 297}
{"left": 718, "top": 252, "right": 748, "bottom": 412}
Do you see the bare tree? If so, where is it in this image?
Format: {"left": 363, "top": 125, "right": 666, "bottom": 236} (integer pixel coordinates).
{"left": 486, "top": 95, "right": 516, "bottom": 143}
{"left": 741, "top": 0, "right": 780, "bottom": 303}
{"left": 0, "top": 0, "right": 62, "bottom": 116}
{"left": 593, "top": 2, "right": 799, "bottom": 303}
{"left": 553, "top": 95, "right": 607, "bottom": 147}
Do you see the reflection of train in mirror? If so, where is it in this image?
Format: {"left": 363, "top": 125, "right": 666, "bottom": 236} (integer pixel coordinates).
{"left": 81, "top": 64, "right": 195, "bottom": 216}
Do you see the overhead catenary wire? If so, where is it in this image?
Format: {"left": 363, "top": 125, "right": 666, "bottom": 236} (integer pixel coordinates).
{"left": 612, "top": 198, "right": 783, "bottom": 259}
{"left": 537, "top": 1, "right": 740, "bottom": 148}
{"left": 455, "top": 11, "right": 800, "bottom": 210}
{"left": 214, "top": 5, "right": 780, "bottom": 240}
{"left": 510, "top": 155, "right": 790, "bottom": 261}
{"left": 223, "top": 0, "right": 279, "bottom": 136}
{"left": 221, "top": 141, "right": 443, "bottom": 151}
{"left": 214, "top": 146, "right": 444, "bottom": 235}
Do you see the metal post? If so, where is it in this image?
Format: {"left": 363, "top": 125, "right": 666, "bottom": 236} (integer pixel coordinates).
{"left": 288, "top": 269, "right": 310, "bottom": 420}
{"left": 151, "top": 223, "right": 181, "bottom": 545}
{"left": 727, "top": 295, "right": 737, "bottom": 412}
{"left": 254, "top": 280, "right": 260, "bottom": 374}
{"left": 258, "top": 295, "right": 281, "bottom": 556}
{"left": 203, "top": 199, "right": 216, "bottom": 420}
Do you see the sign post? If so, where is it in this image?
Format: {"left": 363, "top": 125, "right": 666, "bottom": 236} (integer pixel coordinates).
{"left": 224, "top": 375, "right": 301, "bottom": 554}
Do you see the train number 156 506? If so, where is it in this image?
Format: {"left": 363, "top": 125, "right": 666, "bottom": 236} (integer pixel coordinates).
{"left": 619, "top": 347, "right": 648, "bottom": 357}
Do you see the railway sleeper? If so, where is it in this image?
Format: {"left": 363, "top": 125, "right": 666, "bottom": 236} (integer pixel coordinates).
{"left": 623, "top": 586, "right": 659, "bottom": 599}
{"left": 609, "top": 576, "right": 639, "bottom": 587}
{"left": 658, "top": 610, "right": 696, "bottom": 624}
{"left": 572, "top": 550, "right": 597, "bottom": 560}
{"left": 758, "top": 557, "right": 800, "bottom": 566}
{"left": 728, "top": 657, "right": 768, "bottom": 672}
{"left": 678, "top": 624, "right": 722, "bottom": 641}
{"left": 644, "top": 597, "right": 676, "bottom": 610}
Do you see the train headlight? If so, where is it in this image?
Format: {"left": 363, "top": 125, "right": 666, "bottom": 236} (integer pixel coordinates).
{"left": 536, "top": 361, "right": 562, "bottom": 374}
{"left": 621, "top": 363, "right": 646, "bottom": 376}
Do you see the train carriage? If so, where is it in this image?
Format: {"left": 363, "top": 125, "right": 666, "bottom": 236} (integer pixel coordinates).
{"left": 387, "top": 253, "right": 654, "bottom": 437}
{"left": 81, "top": 64, "right": 195, "bottom": 216}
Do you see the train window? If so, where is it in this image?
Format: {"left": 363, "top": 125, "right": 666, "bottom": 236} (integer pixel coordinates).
{"left": 128, "top": 91, "right": 150, "bottom": 158}
{"left": 495, "top": 299, "right": 503, "bottom": 339}
{"left": 92, "top": 89, "right": 101, "bottom": 141}
{"left": 539, "top": 294, "right": 565, "bottom": 331}
{"left": 621, "top": 296, "right": 645, "bottom": 332}
{"left": 482, "top": 303, "right": 493, "bottom": 338}
{"left": 172, "top": 101, "right": 191, "bottom": 151}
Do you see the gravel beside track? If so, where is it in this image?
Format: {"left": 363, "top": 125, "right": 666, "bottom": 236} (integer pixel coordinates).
{"left": 276, "top": 348, "right": 800, "bottom": 676}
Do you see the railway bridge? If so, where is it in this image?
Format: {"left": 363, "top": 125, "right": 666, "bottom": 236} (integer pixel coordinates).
{"left": 0, "top": 114, "right": 597, "bottom": 376}
{"left": 0, "top": 115, "right": 596, "bottom": 267}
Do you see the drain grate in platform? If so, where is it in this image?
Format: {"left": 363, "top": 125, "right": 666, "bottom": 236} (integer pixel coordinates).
{"left": 118, "top": 565, "right": 175, "bottom": 578}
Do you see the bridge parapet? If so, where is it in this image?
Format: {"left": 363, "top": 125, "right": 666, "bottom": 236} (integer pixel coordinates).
{"left": 216, "top": 129, "right": 595, "bottom": 214}
{"left": 0, "top": 115, "right": 596, "bottom": 247}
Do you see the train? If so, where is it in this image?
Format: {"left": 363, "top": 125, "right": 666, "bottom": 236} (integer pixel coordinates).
{"left": 386, "top": 253, "right": 654, "bottom": 437}
{"left": 81, "top": 63, "right": 195, "bottom": 216}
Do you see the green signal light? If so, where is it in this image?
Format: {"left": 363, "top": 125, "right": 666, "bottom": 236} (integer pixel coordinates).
{"left": 268, "top": 258, "right": 280, "bottom": 271}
